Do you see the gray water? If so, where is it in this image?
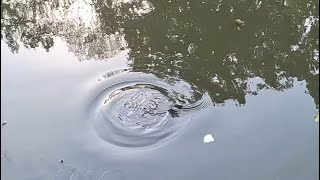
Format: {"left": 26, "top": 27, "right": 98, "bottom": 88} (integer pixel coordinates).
{"left": 1, "top": 0, "right": 319, "bottom": 179}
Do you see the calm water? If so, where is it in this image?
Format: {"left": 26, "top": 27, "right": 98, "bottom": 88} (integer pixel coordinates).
{"left": 1, "top": 0, "right": 319, "bottom": 179}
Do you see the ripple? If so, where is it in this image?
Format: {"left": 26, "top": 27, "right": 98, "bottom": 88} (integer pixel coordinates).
{"left": 88, "top": 72, "right": 211, "bottom": 149}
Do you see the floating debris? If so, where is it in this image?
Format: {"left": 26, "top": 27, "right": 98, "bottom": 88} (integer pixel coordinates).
{"left": 187, "top": 43, "right": 197, "bottom": 54}
{"left": 168, "top": 109, "right": 179, "bottom": 118}
{"left": 235, "top": 19, "right": 245, "bottom": 29}
{"left": 2, "top": 121, "right": 7, "bottom": 126}
{"left": 315, "top": 111, "right": 319, "bottom": 122}
{"left": 203, "top": 134, "right": 214, "bottom": 143}
{"left": 174, "top": 104, "right": 184, "bottom": 109}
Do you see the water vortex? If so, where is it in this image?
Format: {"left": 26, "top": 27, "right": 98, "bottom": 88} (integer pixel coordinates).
{"left": 89, "top": 72, "right": 211, "bottom": 149}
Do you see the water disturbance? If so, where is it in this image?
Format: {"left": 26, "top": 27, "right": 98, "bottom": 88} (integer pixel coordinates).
{"left": 89, "top": 71, "right": 211, "bottom": 149}
{"left": 1, "top": 0, "right": 318, "bottom": 179}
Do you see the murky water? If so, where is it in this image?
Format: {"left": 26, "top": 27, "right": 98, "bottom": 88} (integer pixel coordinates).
{"left": 1, "top": 0, "right": 319, "bottom": 179}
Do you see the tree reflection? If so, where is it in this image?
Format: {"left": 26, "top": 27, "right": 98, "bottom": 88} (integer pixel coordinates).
{"left": 1, "top": 0, "right": 127, "bottom": 60}
{"left": 1, "top": 0, "right": 319, "bottom": 107}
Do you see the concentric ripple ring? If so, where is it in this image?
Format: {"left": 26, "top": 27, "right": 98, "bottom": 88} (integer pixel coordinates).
{"left": 88, "top": 72, "right": 211, "bottom": 149}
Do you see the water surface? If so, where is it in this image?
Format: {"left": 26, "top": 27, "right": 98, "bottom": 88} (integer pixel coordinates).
{"left": 1, "top": 0, "right": 319, "bottom": 179}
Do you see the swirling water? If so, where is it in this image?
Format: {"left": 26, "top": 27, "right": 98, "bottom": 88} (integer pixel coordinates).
{"left": 1, "top": 0, "right": 319, "bottom": 179}
{"left": 88, "top": 71, "right": 211, "bottom": 149}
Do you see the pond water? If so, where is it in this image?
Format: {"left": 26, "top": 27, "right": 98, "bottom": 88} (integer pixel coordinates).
{"left": 1, "top": 0, "right": 319, "bottom": 179}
